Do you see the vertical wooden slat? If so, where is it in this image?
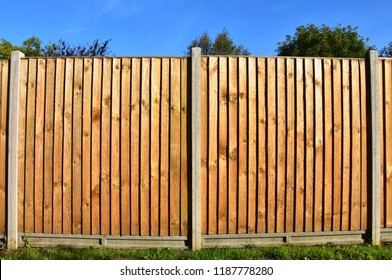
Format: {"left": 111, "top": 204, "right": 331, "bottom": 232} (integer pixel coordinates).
{"left": 91, "top": 58, "right": 102, "bottom": 235}
{"left": 218, "top": 57, "right": 228, "bottom": 234}
{"left": 170, "top": 58, "right": 181, "bottom": 236}
{"left": 180, "top": 58, "right": 188, "bottom": 236}
{"left": 238, "top": 57, "right": 247, "bottom": 234}
{"left": 257, "top": 58, "right": 267, "bottom": 233}
{"left": 200, "top": 57, "right": 208, "bottom": 234}
{"left": 72, "top": 58, "right": 83, "bottom": 234}
{"left": 286, "top": 58, "right": 295, "bottom": 233}
{"left": 267, "top": 57, "right": 276, "bottom": 233}
{"left": 63, "top": 58, "right": 74, "bottom": 234}
{"left": 228, "top": 57, "right": 238, "bottom": 234}
{"left": 385, "top": 59, "right": 392, "bottom": 228}
{"left": 34, "top": 58, "right": 45, "bottom": 233}
{"left": 160, "top": 58, "right": 170, "bottom": 236}
{"left": 323, "top": 59, "right": 333, "bottom": 232}
{"left": 276, "top": 57, "right": 286, "bottom": 233}
{"left": 130, "top": 58, "right": 141, "bottom": 235}
{"left": 295, "top": 58, "right": 305, "bottom": 232}
{"left": 111, "top": 58, "right": 121, "bottom": 235}
{"left": 304, "top": 58, "right": 314, "bottom": 232}
{"left": 140, "top": 58, "right": 151, "bottom": 236}
{"left": 25, "top": 59, "right": 37, "bottom": 233}
{"left": 82, "top": 58, "right": 92, "bottom": 235}
{"left": 351, "top": 60, "right": 361, "bottom": 230}
{"left": 17, "top": 60, "right": 28, "bottom": 233}
{"left": 53, "top": 58, "right": 65, "bottom": 234}
{"left": 207, "top": 57, "right": 218, "bottom": 234}
{"left": 341, "top": 59, "right": 351, "bottom": 231}
{"left": 248, "top": 57, "right": 257, "bottom": 234}
{"left": 314, "top": 58, "right": 323, "bottom": 232}
{"left": 150, "top": 58, "right": 161, "bottom": 236}
{"left": 43, "top": 59, "right": 55, "bottom": 233}
{"left": 0, "top": 61, "right": 9, "bottom": 234}
{"left": 207, "top": 57, "right": 218, "bottom": 235}
{"left": 360, "top": 59, "right": 368, "bottom": 230}
{"left": 379, "top": 60, "right": 385, "bottom": 228}
{"left": 120, "top": 58, "right": 131, "bottom": 236}
{"left": 332, "top": 59, "right": 343, "bottom": 231}
{"left": 101, "top": 58, "right": 111, "bottom": 235}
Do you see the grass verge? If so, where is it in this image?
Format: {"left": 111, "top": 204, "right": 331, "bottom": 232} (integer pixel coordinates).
{"left": 1, "top": 244, "right": 392, "bottom": 260}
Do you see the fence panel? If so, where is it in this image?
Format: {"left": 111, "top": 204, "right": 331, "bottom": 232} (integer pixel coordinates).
{"left": 200, "top": 56, "right": 368, "bottom": 234}
{"left": 380, "top": 58, "right": 392, "bottom": 229}
{"left": 17, "top": 57, "right": 190, "bottom": 236}
{"left": 0, "top": 60, "right": 8, "bottom": 236}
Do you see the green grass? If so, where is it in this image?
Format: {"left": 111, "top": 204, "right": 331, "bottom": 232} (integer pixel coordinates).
{"left": 1, "top": 244, "right": 392, "bottom": 260}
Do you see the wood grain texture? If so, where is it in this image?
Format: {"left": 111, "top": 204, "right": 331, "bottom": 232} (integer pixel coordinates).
{"left": 111, "top": 58, "right": 121, "bottom": 235}
{"left": 170, "top": 58, "right": 181, "bottom": 236}
{"left": 332, "top": 59, "right": 343, "bottom": 231}
{"left": 72, "top": 58, "right": 83, "bottom": 234}
{"left": 120, "top": 58, "right": 131, "bottom": 235}
{"left": 295, "top": 58, "right": 305, "bottom": 232}
{"left": 160, "top": 58, "right": 170, "bottom": 236}
{"left": 267, "top": 57, "right": 276, "bottom": 233}
{"left": 53, "top": 59, "right": 65, "bottom": 234}
{"left": 43, "top": 59, "right": 55, "bottom": 233}
{"left": 91, "top": 58, "right": 102, "bottom": 235}
{"left": 323, "top": 59, "right": 333, "bottom": 232}
{"left": 25, "top": 59, "right": 37, "bottom": 233}
{"left": 130, "top": 58, "right": 141, "bottom": 235}
{"left": 200, "top": 57, "right": 208, "bottom": 234}
{"left": 82, "top": 58, "right": 93, "bottom": 235}
{"left": 257, "top": 57, "right": 267, "bottom": 233}
{"left": 314, "top": 58, "right": 323, "bottom": 232}
{"left": 227, "top": 57, "right": 238, "bottom": 234}
{"left": 276, "top": 57, "right": 286, "bottom": 233}
{"left": 286, "top": 58, "right": 295, "bottom": 233}
{"left": 341, "top": 59, "right": 350, "bottom": 231}
{"left": 247, "top": 57, "right": 257, "bottom": 234}
{"left": 150, "top": 58, "right": 161, "bottom": 236}
{"left": 0, "top": 60, "right": 8, "bottom": 234}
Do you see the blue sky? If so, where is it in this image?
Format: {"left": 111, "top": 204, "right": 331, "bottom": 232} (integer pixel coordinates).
{"left": 1, "top": 0, "right": 391, "bottom": 56}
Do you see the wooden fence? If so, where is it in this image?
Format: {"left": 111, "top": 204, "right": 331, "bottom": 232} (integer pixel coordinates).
{"left": 16, "top": 57, "right": 190, "bottom": 237}
{"left": 200, "top": 56, "right": 368, "bottom": 235}
{"left": 0, "top": 60, "right": 8, "bottom": 236}
{"left": 379, "top": 58, "right": 392, "bottom": 228}
{"left": 1, "top": 50, "right": 392, "bottom": 249}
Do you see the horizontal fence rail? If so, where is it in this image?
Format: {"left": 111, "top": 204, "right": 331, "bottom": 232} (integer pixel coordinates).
{"left": 16, "top": 57, "right": 190, "bottom": 237}
{"left": 200, "top": 56, "right": 368, "bottom": 235}
{"left": 0, "top": 50, "right": 391, "bottom": 249}
{"left": 0, "top": 60, "right": 8, "bottom": 236}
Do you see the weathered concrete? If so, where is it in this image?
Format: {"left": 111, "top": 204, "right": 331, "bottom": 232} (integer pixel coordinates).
{"left": 191, "top": 47, "right": 202, "bottom": 251}
{"left": 7, "top": 51, "right": 24, "bottom": 249}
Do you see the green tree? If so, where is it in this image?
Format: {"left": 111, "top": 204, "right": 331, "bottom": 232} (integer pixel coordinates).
{"left": 380, "top": 42, "right": 392, "bottom": 57}
{"left": 186, "top": 28, "right": 250, "bottom": 56}
{"left": 0, "top": 39, "right": 24, "bottom": 59}
{"left": 0, "top": 37, "right": 112, "bottom": 58}
{"left": 43, "top": 39, "right": 111, "bottom": 57}
{"left": 277, "top": 24, "right": 374, "bottom": 58}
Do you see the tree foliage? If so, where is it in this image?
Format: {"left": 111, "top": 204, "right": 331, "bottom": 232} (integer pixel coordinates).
{"left": 380, "top": 42, "right": 392, "bottom": 57}
{"left": 0, "top": 36, "right": 111, "bottom": 58}
{"left": 186, "top": 28, "right": 250, "bottom": 56}
{"left": 43, "top": 39, "right": 111, "bottom": 57}
{"left": 277, "top": 24, "right": 374, "bottom": 58}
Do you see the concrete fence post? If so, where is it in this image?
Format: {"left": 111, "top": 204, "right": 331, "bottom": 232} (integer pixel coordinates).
{"left": 366, "top": 50, "right": 381, "bottom": 245}
{"left": 191, "top": 47, "right": 202, "bottom": 250}
{"left": 7, "top": 51, "right": 24, "bottom": 249}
